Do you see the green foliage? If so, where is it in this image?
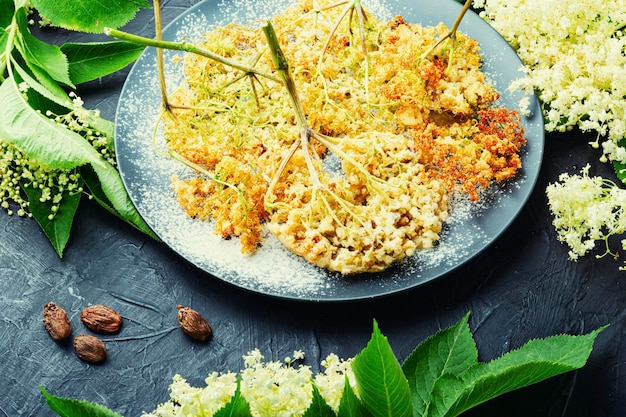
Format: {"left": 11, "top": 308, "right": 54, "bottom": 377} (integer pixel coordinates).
{"left": 337, "top": 378, "right": 372, "bottom": 417}
{"left": 401, "top": 312, "right": 478, "bottom": 416}
{"left": 612, "top": 139, "right": 626, "bottom": 184}
{"left": 0, "top": 81, "right": 105, "bottom": 169}
{"left": 14, "top": 8, "right": 73, "bottom": 87}
{"left": 0, "top": 0, "right": 14, "bottom": 28}
{"left": 214, "top": 379, "right": 253, "bottom": 417}
{"left": 303, "top": 385, "right": 337, "bottom": 417}
{"left": 41, "top": 386, "right": 123, "bottom": 417}
{"left": 424, "top": 330, "right": 606, "bottom": 417}
{"left": 41, "top": 313, "right": 604, "bottom": 417}
{"left": 81, "top": 163, "right": 158, "bottom": 241}
{"left": 404, "top": 315, "right": 606, "bottom": 417}
{"left": 29, "top": 0, "right": 150, "bottom": 33}
{"left": 352, "top": 320, "right": 413, "bottom": 417}
{"left": 61, "top": 42, "right": 145, "bottom": 84}
{"left": 0, "top": 2, "right": 156, "bottom": 256}
{"left": 23, "top": 182, "right": 81, "bottom": 257}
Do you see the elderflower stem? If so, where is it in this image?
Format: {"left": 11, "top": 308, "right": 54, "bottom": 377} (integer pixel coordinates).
{"left": 104, "top": 27, "right": 282, "bottom": 84}
{"left": 262, "top": 21, "right": 308, "bottom": 128}
{"left": 168, "top": 150, "right": 241, "bottom": 194}
{"left": 419, "top": 0, "right": 472, "bottom": 62}
{"left": 153, "top": 0, "right": 170, "bottom": 111}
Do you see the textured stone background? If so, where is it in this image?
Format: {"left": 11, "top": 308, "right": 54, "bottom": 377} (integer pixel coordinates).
{"left": 0, "top": 1, "right": 624, "bottom": 416}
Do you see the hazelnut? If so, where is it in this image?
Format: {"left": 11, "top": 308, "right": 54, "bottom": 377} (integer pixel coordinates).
{"left": 80, "top": 304, "right": 122, "bottom": 334}
{"left": 73, "top": 334, "right": 107, "bottom": 363}
{"left": 177, "top": 305, "right": 212, "bottom": 341}
{"left": 43, "top": 302, "right": 71, "bottom": 341}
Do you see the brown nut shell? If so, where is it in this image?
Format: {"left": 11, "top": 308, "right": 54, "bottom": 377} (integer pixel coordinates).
{"left": 73, "top": 334, "right": 107, "bottom": 363}
{"left": 43, "top": 302, "right": 71, "bottom": 341}
{"left": 80, "top": 304, "right": 122, "bottom": 334}
{"left": 177, "top": 305, "right": 212, "bottom": 341}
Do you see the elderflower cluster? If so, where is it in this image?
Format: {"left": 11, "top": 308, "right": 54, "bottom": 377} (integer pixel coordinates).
{"left": 0, "top": 139, "right": 82, "bottom": 219}
{"left": 546, "top": 165, "right": 626, "bottom": 268}
{"left": 476, "top": 0, "right": 626, "bottom": 158}
{"left": 0, "top": 91, "right": 112, "bottom": 218}
{"left": 142, "top": 350, "right": 356, "bottom": 417}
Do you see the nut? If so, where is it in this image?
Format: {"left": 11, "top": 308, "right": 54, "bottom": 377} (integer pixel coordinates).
{"left": 80, "top": 304, "right": 122, "bottom": 334}
{"left": 42, "top": 302, "right": 71, "bottom": 341}
{"left": 73, "top": 334, "right": 107, "bottom": 363}
{"left": 177, "top": 305, "right": 212, "bottom": 341}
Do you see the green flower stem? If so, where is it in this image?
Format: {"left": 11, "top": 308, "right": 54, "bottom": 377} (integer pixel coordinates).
{"left": 1, "top": 19, "right": 18, "bottom": 83}
{"left": 103, "top": 27, "right": 282, "bottom": 85}
{"left": 168, "top": 149, "right": 240, "bottom": 193}
{"left": 153, "top": 0, "right": 170, "bottom": 111}
{"left": 261, "top": 21, "right": 308, "bottom": 128}
{"left": 419, "top": 0, "right": 472, "bottom": 62}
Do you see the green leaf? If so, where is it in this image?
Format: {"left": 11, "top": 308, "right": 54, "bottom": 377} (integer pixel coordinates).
{"left": 0, "top": 79, "right": 106, "bottom": 170}
{"left": 10, "top": 53, "right": 73, "bottom": 107}
{"left": 426, "top": 326, "right": 607, "bottom": 417}
{"left": 61, "top": 41, "right": 145, "bottom": 85}
{"left": 81, "top": 163, "right": 159, "bottom": 241}
{"left": 0, "top": 0, "right": 14, "bottom": 28}
{"left": 22, "top": 182, "right": 81, "bottom": 257}
{"left": 612, "top": 139, "right": 626, "bottom": 184}
{"left": 14, "top": 8, "right": 74, "bottom": 87}
{"left": 0, "top": 27, "right": 8, "bottom": 69}
{"left": 41, "top": 386, "right": 124, "bottom": 417}
{"left": 214, "top": 378, "right": 253, "bottom": 417}
{"left": 337, "top": 377, "right": 372, "bottom": 417}
{"left": 303, "top": 384, "right": 337, "bottom": 417}
{"left": 29, "top": 0, "right": 150, "bottom": 33}
{"left": 402, "top": 312, "right": 478, "bottom": 416}
{"left": 351, "top": 320, "right": 413, "bottom": 417}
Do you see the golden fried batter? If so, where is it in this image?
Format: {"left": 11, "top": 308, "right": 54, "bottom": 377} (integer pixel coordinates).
{"left": 163, "top": 0, "right": 526, "bottom": 274}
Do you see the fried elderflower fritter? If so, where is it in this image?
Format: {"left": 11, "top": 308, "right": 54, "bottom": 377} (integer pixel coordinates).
{"left": 164, "top": 0, "right": 526, "bottom": 274}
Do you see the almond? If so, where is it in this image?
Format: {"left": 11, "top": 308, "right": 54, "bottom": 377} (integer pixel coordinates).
{"left": 80, "top": 304, "right": 122, "bottom": 334}
{"left": 43, "top": 302, "right": 71, "bottom": 341}
{"left": 177, "top": 305, "right": 212, "bottom": 341}
{"left": 73, "top": 334, "right": 107, "bottom": 363}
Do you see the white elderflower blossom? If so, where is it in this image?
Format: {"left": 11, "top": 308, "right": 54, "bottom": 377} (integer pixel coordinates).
{"left": 546, "top": 165, "right": 626, "bottom": 268}
{"left": 478, "top": 0, "right": 626, "bottom": 158}
{"left": 314, "top": 353, "right": 357, "bottom": 412}
{"left": 1, "top": 91, "right": 112, "bottom": 220}
{"left": 142, "top": 351, "right": 357, "bottom": 417}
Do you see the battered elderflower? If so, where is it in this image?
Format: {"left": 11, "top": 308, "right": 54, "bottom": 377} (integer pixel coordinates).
{"left": 141, "top": 350, "right": 356, "bottom": 417}
{"left": 476, "top": 0, "right": 626, "bottom": 161}
{"left": 546, "top": 164, "right": 626, "bottom": 268}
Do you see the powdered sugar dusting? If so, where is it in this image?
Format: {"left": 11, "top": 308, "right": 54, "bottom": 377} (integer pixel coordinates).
{"left": 115, "top": 0, "right": 544, "bottom": 301}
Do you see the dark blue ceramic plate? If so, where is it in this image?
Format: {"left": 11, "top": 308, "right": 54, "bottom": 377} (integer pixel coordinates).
{"left": 115, "top": 0, "right": 544, "bottom": 302}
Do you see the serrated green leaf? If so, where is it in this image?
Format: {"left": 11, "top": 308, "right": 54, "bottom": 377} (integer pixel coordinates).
{"left": 337, "top": 377, "right": 372, "bottom": 417}
{"left": 402, "top": 312, "right": 478, "bottom": 416}
{"left": 303, "top": 384, "right": 337, "bottom": 417}
{"left": 214, "top": 378, "right": 252, "bottom": 417}
{"left": 10, "top": 53, "right": 73, "bottom": 107}
{"left": 23, "top": 183, "right": 81, "bottom": 257}
{"left": 41, "top": 386, "right": 124, "bottom": 417}
{"left": 0, "top": 79, "right": 106, "bottom": 170}
{"left": 29, "top": 0, "right": 150, "bottom": 33}
{"left": 81, "top": 163, "right": 159, "bottom": 241}
{"left": 61, "top": 41, "right": 145, "bottom": 84}
{"left": 351, "top": 321, "right": 413, "bottom": 417}
{"left": 14, "top": 8, "right": 73, "bottom": 87}
{"left": 426, "top": 326, "right": 607, "bottom": 417}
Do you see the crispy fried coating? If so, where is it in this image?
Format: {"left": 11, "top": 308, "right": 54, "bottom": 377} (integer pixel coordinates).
{"left": 163, "top": 0, "right": 526, "bottom": 273}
